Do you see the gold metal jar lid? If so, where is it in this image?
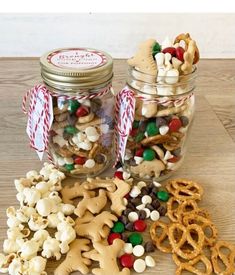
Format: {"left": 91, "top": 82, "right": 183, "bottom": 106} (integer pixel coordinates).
{"left": 40, "top": 48, "right": 113, "bottom": 90}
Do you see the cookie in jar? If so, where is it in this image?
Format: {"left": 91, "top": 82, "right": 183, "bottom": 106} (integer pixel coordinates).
{"left": 115, "top": 34, "right": 199, "bottom": 181}
{"left": 34, "top": 48, "right": 114, "bottom": 177}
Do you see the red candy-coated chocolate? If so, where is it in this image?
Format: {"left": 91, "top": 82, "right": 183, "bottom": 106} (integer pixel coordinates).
{"left": 169, "top": 118, "right": 182, "bottom": 132}
{"left": 134, "top": 220, "right": 147, "bottom": 232}
{"left": 129, "top": 128, "right": 138, "bottom": 137}
{"left": 162, "top": 47, "right": 176, "bottom": 57}
{"left": 175, "top": 47, "right": 185, "bottom": 62}
{"left": 74, "top": 156, "right": 86, "bottom": 165}
{"left": 119, "top": 254, "right": 135, "bottom": 268}
{"left": 76, "top": 106, "right": 89, "bottom": 117}
{"left": 114, "top": 171, "right": 124, "bottom": 180}
{"left": 168, "top": 156, "right": 180, "bottom": 163}
{"left": 135, "top": 148, "right": 144, "bottom": 157}
{"left": 108, "top": 233, "right": 122, "bottom": 245}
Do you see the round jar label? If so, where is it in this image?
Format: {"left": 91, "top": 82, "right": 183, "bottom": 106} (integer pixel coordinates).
{"left": 47, "top": 49, "right": 107, "bottom": 70}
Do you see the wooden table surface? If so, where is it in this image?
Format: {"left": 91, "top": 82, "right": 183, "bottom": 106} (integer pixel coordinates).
{"left": 0, "top": 58, "right": 234, "bottom": 275}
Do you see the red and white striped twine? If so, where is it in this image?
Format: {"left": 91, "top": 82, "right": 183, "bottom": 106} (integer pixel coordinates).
{"left": 22, "top": 83, "right": 112, "bottom": 161}
{"left": 114, "top": 86, "right": 194, "bottom": 166}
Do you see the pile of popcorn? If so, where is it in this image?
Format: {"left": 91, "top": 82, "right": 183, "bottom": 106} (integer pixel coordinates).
{"left": 0, "top": 163, "right": 76, "bottom": 275}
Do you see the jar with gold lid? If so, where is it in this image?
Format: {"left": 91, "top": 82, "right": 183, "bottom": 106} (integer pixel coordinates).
{"left": 38, "top": 47, "right": 114, "bottom": 177}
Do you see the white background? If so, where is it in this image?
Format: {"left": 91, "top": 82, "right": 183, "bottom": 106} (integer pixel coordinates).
{"left": 0, "top": 13, "right": 235, "bottom": 58}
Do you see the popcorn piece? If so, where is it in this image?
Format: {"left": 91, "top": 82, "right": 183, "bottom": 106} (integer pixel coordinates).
{"left": 85, "top": 126, "right": 100, "bottom": 142}
{"left": 36, "top": 198, "right": 54, "bottom": 217}
{"left": 42, "top": 237, "right": 61, "bottom": 260}
{"left": 28, "top": 214, "right": 48, "bottom": 231}
{"left": 3, "top": 239, "right": 24, "bottom": 254}
{"left": 47, "top": 213, "right": 60, "bottom": 228}
{"left": 53, "top": 135, "right": 68, "bottom": 147}
{"left": 28, "top": 256, "right": 47, "bottom": 274}
{"left": 7, "top": 226, "right": 30, "bottom": 240}
{"left": 20, "top": 240, "right": 39, "bottom": 260}
{"left": 23, "top": 188, "right": 41, "bottom": 207}
{"left": 32, "top": 230, "right": 49, "bottom": 248}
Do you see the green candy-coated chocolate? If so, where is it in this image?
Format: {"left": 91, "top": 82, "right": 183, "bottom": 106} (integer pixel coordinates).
{"left": 143, "top": 149, "right": 155, "bottom": 161}
{"left": 135, "top": 132, "right": 145, "bottom": 143}
{"left": 128, "top": 232, "right": 143, "bottom": 246}
{"left": 64, "top": 164, "right": 74, "bottom": 171}
{"left": 68, "top": 100, "right": 80, "bottom": 114}
{"left": 146, "top": 122, "right": 159, "bottom": 136}
{"left": 133, "top": 120, "right": 140, "bottom": 129}
{"left": 152, "top": 42, "right": 161, "bottom": 56}
{"left": 112, "top": 221, "right": 125, "bottom": 233}
{"left": 157, "top": 190, "right": 170, "bottom": 202}
{"left": 64, "top": 125, "right": 78, "bottom": 135}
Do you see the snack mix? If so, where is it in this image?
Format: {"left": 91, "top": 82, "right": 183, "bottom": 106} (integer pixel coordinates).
{"left": 121, "top": 33, "right": 199, "bottom": 181}
{"left": 0, "top": 164, "right": 235, "bottom": 275}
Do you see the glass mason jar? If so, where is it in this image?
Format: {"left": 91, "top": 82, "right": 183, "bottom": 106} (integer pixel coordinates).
{"left": 40, "top": 48, "right": 114, "bottom": 177}
{"left": 122, "top": 65, "right": 197, "bottom": 181}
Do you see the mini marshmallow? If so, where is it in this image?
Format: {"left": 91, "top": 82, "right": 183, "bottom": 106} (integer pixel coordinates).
{"left": 84, "top": 159, "right": 95, "bottom": 169}
{"left": 164, "top": 53, "right": 172, "bottom": 71}
{"left": 134, "top": 156, "right": 143, "bottom": 165}
{"left": 155, "top": 52, "right": 165, "bottom": 68}
{"left": 159, "top": 125, "right": 169, "bottom": 136}
{"left": 42, "top": 237, "right": 61, "bottom": 260}
{"left": 172, "top": 57, "right": 183, "bottom": 70}
{"left": 78, "top": 141, "right": 92, "bottom": 151}
{"left": 20, "top": 240, "right": 40, "bottom": 260}
{"left": 165, "top": 68, "right": 179, "bottom": 85}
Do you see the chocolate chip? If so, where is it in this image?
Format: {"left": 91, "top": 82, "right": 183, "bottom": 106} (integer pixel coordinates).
{"left": 67, "top": 114, "right": 77, "bottom": 126}
{"left": 127, "top": 158, "right": 138, "bottom": 167}
{"left": 172, "top": 147, "right": 181, "bottom": 157}
{"left": 138, "top": 120, "right": 147, "bottom": 132}
{"left": 152, "top": 187, "right": 159, "bottom": 194}
{"left": 140, "top": 187, "right": 149, "bottom": 196}
{"left": 123, "top": 208, "right": 132, "bottom": 216}
{"left": 152, "top": 199, "right": 161, "bottom": 209}
{"left": 127, "top": 202, "right": 135, "bottom": 210}
{"left": 164, "top": 115, "right": 173, "bottom": 123}
{"left": 180, "top": 115, "right": 189, "bottom": 127}
{"left": 144, "top": 241, "right": 155, "bottom": 252}
{"left": 125, "top": 222, "right": 134, "bottom": 232}
{"left": 63, "top": 131, "right": 71, "bottom": 140}
{"left": 158, "top": 205, "right": 167, "bottom": 216}
{"left": 121, "top": 234, "right": 129, "bottom": 243}
{"left": 115, "top": 162, "right": 122, "bottom": 169}
{"left": 138, "top": 210, "right": 147, "bottom": 220}
{"left": 156, "top": 117, "right": 167, "bottom": 127}
{"left": 146, "top": 203, "right": 154, "bottom": 211}
{"left": 119, "top": 215, "right": 128, "bottom": 225}
{"left": 150, "top": 193, "right": 156, "bottom": 201}
{"left": 131, "top": 198, "right": 141, "bottom": 206}
{"left": 91, "top": 100, "right": 102, "bottom": 113}
{"left": 94, "top": 154, "right": 105, "bottom": 164}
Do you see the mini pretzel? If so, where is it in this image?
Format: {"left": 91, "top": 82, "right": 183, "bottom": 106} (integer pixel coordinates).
{"left": 177, "top": 199, "right": 199, "bottom": 221}
{"left": 166, "top": 179, "right": 203, "bottom": 201}
{"left": 168, "top": 223, "right": 205, "bottom": 260}
{"left": 84, "top": 177, "right": 116, "bottom": 192}
{"left": 174, "top": 33, "right": 199, "bottom": 64}
{"left": 141, "top": 134, "right": 172, "bottom": 146}
{"left": 150, "top": 220, "right": 172, "bottom": 253}
{"left": 156, "top": 105, "right": 186, "bottom": 117}
{"left": 163, "top": 132, "right": 184, "bottom": 151}
{"left": 211, "top": 240, "right": 235, "bottom": 275}
{"left": 166, "top": 197, "right": 182, "bottom": 222}
{"left": 74, "top": 190, "right": 107, "bottom": 217}
{"left": 174, "top": 254, "right": 213, "bottom": 275}
{"left": 88, "top": 143, "right": 100, "bottom": 159}
{"left": 183, "top": 213, "right": 218, "bottom": 247}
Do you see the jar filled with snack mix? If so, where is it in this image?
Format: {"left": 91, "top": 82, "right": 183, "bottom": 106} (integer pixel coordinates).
{"left": 115, "top": 34, "right": 199, "bottom": 181}
{"left": 24, "top": 48, "right": 114, "bottom": 177}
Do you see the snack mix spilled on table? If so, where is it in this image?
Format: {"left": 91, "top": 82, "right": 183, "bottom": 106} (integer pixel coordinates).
{"left": 0, "top": 164, "right": 235, "bottom": 275}
{"left": 122, "top": 33, "right": 199, "bottom": 181}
